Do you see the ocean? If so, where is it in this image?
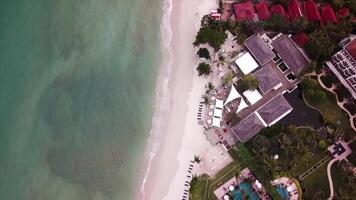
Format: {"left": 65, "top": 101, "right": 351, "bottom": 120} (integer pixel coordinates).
{"left": 0, "top": 0, "right": 163, "bottom": 199}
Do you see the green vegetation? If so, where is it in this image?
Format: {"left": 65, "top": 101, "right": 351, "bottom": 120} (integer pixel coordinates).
{"left": 194, "top": 26, "right": 227, "bottom": 50}
{"left": 207, "top": 162, "right": 242, "bottom": 199}
{"left": 202, "top": 95, "right": 211, "bottom": 106}
{"left": 301, "top": 77, "right": 353, "bottom": 135}
{"left": 197, "top": 48, "right": 210, "bottom": 60}
{"left": 197, "top": 62, "right": 211, "bottom": 76}
{"left": 194, "top": 15, "right": 227, "bottom": 50}
{"left": 301, "top": 163, "right": 329, "bottom": 199}
{"left": 318, "top": 139, "right": 328, "bottom": 150}
{"left": 222, "top": 72, "right": 234, "bottom": 86}
{"left": 244, "top": 126, "right": 335, "bottom": 199}
{"left": 189, "top": 174, "right": 209, "bottom": 200}
{"left": 189, "top": 162, "right": 242, "bottom": 200}
{"left": 226, "top": 112, "right": 240, "bottom": 126}
{"left": 205, "top": 82, "right": 215, "bottom": 94}
{"left": 194, "top": 155, "right": 201, "bottom": 163}
{"left": 301, "top": 77, "right": 327, "bottom": 104}
{"left": 247, "top": 126, "right": 329, "bottom": 176}
{"left": 304, "top": 29, "right": 337, "bottom": 64}
{"left": 259, "top": 123, "right": 283, "bottom": 139}
{"left": 230, "top": 144, "right": 283, "bottom": 200}
{"left": 238, "top": 74, "right": 259, "bottom": 91}
{"left": 265, "top": 14, "right": 290, "bottom": 33}
{"left": 332, "top": 162, "right": 356, "bottom": 199}
{"left": 320, "top": 73, "right": 338, "bottom": 88}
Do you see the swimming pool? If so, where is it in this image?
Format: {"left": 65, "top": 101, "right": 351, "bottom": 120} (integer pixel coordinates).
{"left": 276, "top": 185, "right": 290, "bottom": 200}
{"left": 231, "top": 182, "right": 259, "bottom": 200}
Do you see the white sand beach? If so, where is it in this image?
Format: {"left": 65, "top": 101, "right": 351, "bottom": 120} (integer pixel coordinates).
{"left": 138, "top": 0, "right": 218, "bottom": 199}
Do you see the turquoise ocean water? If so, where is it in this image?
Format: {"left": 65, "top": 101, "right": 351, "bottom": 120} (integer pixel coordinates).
{"left": 0, "top": 0, "right": 162, "bottom": 199}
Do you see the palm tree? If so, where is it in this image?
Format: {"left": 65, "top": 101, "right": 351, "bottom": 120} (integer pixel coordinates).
{"left": 259, "top": 152, "right": 281, "bottom": 174}
{"left": 297, "top": 142, "right": 313, "bottom": 166}
{"left": 278, "top": 135, "right": 294, "bottom": 170}
{"left": 223, "top": 72, "right": 234, "bottom": 86}
{"left": 215, "top": 54, "right": 227, "bottom": 68}
{"left": 202, "top": 95, "right": 210, "bottom": 106}
{"left": 194, "top": 155, "right": 201, "bottom": 163}
{"left": 205, "top": 82, "right": 215, "bottom": 94}
{"left": 336, "top": 188, "right": 353, "bottom": 200}
{"left": 278, "top": 135, "right": 292, "bottom": 150}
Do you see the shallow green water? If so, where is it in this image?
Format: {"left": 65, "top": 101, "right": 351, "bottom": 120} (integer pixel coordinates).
{"left": 0, "top": 0, "right": 162, "bottom": 199}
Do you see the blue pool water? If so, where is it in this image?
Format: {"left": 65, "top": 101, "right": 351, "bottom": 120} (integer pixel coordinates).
{"left": 277, "top": 185, "right": 290, "bottom": 200}
{"left": 231, "top": 182, "right": 259, "bottom": 200}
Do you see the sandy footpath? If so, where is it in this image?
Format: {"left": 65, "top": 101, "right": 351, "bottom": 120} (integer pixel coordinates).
{"left": 138, "top": 0, "right": 217, "bottom": 199}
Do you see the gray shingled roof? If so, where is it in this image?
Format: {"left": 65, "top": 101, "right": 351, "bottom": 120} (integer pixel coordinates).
{"left": 231, "top": 113, "right": 265, "bottom": 142}
{"left": 244, "top": 34, "right": 275, "bottom": 66}
{"left": 254, "top": 63, "right": 282, "bottom": 93}
{"left": 257, "top": 94, "right": 292, "bottom": 126}
{"left": 272, "top": 35, "right": 309, "bottom": 74}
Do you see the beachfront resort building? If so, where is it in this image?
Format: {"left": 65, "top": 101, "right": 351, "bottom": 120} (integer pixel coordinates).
{"left": 202, "top": 32, "right": 310, "bottom": 149}
{"left": 203, "top": 32, "right": 310, "bottom": 148}
{"left": 230, "top": 0, "right": 347, "bottom": 26}
{"left": 231, "top": 33, "right": 309, "bottom": 143}
{"left": 325, "top": 37, "right": 356, "bottom": 99}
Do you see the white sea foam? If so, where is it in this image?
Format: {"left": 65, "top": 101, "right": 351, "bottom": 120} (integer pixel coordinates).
{"left": 139, "top": 0, "right": 173, "bottom": 198}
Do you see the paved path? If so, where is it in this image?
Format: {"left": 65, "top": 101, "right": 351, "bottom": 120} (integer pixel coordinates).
{"left": 305, "top": 71, "right": 356, "bottom": 132}
{"left": 327, "top": 158, "right": 337, "bottom": 200}
{"left": 298, "top": 155, "right": 332, "bottom": 181}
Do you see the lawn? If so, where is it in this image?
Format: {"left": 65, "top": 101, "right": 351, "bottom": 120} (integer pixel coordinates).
{"left": 206, "top": 161, "right": 242, "bottom": 200}
{"left": 189, "top": 161, "right": 241, "bottom": 200}
{"left": 301, "top": 162, "right": 329, "bottom": 199}
{"left": 302, "top": 77, "right": 355, "bottom": 138}
{"left": 189, "top": 174, "right": 209, "bottom": 200}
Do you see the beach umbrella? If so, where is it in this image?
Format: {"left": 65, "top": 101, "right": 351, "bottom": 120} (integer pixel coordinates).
{"left": 228, "top": 185, "right": 234, "bottom": 191}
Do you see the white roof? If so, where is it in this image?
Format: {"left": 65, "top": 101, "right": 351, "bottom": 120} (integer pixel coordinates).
{"left": 243, "top": 89, "right": 262, "bottom": 105}
{"left": 212, "top": 117, "right": 221, "bottom": 127}
{"left": 213, "top": 108, "right": 223, "bottom": 118}
{"left": 236, "top": 98, "right": 248, "bottom": 113}
{"left": 224, "top": 86, "right": 241, "bottom": 105}
{"left": 234, "top": 52, "right": 259, "bottom": 75}
{"left": 215, "top": 99, "right": 224, "bottom": 109}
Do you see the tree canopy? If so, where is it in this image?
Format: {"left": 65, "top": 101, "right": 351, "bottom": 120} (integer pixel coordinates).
{"left": 194, "top": 26, "right": 227, "bottom": 50}
{"left": 301, "top": 77, "right": 327, "bottom": 103}
{"left": 240, "top": 74, "right": 259, "bottom": 91}
{"left": 304, "top": 29, "right": 337, "bottom": 64}
{"left": 196, "top": 62, "right": 211, "bottom": 76}
{"left": 197, "top": 48, "right": 210, "bottom": 60}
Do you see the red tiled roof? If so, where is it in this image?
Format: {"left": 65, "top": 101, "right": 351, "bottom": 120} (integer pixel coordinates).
{"left": 288, "top": 0, "right": 303, "bottom": 21}
{"left": 338, "top": 7, "right": 350, "bottom": 18}
{"left": 255, "top": 2, "right": 271, "bottom": 21}
{"left": 320, "top": 4, "right": 337, "bottom": 24}
{"left": 346, "top": 39, "right": 356, "bottom": 60}
{"left": 303, "top": 0, "right": 320, "bottom": 22}
{"left": 233, "top": 1, "right": 256, "bottom": 21}
{"left": 271, "top": 4, "right": 289, "bottom": 20}
{"left": 292, "top": 32, "right": 309, "bottom": 47}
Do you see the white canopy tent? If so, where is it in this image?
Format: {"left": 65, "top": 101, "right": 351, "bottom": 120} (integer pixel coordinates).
{"left": 213, "top": 108, "right": 223, "bottom": 118}
{"left": 224, "top": 86, "right": 241, "bottom": 106}
{"left": 234, "top": 52, "right": 259, "bottom": 75}
{"left": 212, "top": 117, "right": 221, "bottom": 127}
{"left": 215, "top": 99, "right": 224, "bottom": 109}
{"left": 236, "top": 98, "right": 248, "bottom": 113}
{"left": 243, "top": 89, "right": 262, "bottom": 105}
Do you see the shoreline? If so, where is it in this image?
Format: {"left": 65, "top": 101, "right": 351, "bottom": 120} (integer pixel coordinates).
{"left": 137, "top": 0, "right": 174, "bottom": 198}
{"left": 137, "top": 0, "right": 217, "bottom": 199}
